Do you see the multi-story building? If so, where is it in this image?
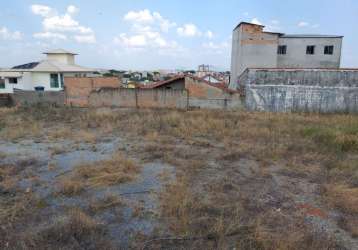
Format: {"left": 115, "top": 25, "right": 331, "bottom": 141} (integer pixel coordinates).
{"left": 229, "top": 22, "right": 343, "bottom": 89}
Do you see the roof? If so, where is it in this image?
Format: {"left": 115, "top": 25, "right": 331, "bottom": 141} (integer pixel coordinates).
{"left": 280, "top": 34, "right": 343, "bottom": 39}
{"left": 141, "top": 75, "right": 185, "bottom": 89}
{"left": 2, "top": 60, "right": 93, "bottom": 73}
{"left": 12, "top": 62, "right": 39, "bottom": 70}
{"left": 234, "top": 22, "right": 264, "bottom": 30}
{"left": 142, "top": 75, "right": 237, "bottom": 94}
{"left": 43, "top": 49, "right": 78, "bottom": 55}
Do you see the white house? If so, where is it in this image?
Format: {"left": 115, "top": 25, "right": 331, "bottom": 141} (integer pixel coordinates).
{"left": 0, "top": 49, "right": 94, "bottom": 93}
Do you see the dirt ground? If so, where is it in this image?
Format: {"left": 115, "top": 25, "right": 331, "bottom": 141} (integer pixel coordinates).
{"left": 0, "top": 106, "right": 357, "bottom": 250}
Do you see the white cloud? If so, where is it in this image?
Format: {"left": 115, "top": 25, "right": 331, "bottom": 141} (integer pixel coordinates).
{"left": 0, "top": 27, "right": 23, "bottom": 40}
{"left": 298, "top": 21, "right": 309, "bottom": 27}
{"left": 124, "top": 9, "right": 154, "bottom": 23}
{"left": 297, "top": 21, "right": 320, "bottom": 29}
{"left": 31, "top": 4, "right": 54, "bottom": 17}
{"left": 251, "top": 18, "right": 263, "bottom": 26}
{"left": 115, "top": 34, "right": 147, "bottom": 48}
{"left": 177, "top": 24, "right": 201, "bottom": 37}
{"left": 33, "top": 32, "right": 67, "bottom": 40}
{"left": 243, "top": 12, "right": 249, "bottom": 17}
{"left": 205, "top": 30, "right": 214, "bottom": 39}
{"left": 74, "top": 34, "right": 96, "bottom": 44}
{"left": 116, "top": 9, "right": 180, "bottom": 52}
{"left": 31, "top": 4, "right": 96, "bottom": 43}
{"left": 67, "top": 5, "right": 79, "bottom": 15}
{"left": 124, "top": 9, "right": 176, "bottom": 33}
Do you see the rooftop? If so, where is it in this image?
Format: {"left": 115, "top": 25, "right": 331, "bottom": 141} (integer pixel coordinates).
{"left": 280, "top": 34, "right": 344, "bottom": 38}
{"left": 234, "top": 22, "right": 343, "bottom": 38}
{"left": 43, "top": 49, "right": 78, "bottom": 55}
{"left": 5, "top": 60, "right": 92, "bottom": 73}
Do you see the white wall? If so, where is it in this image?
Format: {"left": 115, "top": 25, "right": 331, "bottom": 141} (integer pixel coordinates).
{"left": 0, "top": 78, "right": 13, "bottom": 93}
{"left": 47, "top": 54, "right": 75, "bottom": 65}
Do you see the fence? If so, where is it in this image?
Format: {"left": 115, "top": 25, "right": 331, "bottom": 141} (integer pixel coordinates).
{"left": 0, "top": 94, "right": 12, "bottom": 107}
{"left": 89, "top": 88, "right": 188, "bottom": 109}
{"left": 12, "top": 89, "right": 65, "bottom": 106}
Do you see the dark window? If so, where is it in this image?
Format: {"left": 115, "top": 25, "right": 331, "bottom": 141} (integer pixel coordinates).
{"left": 50, "top": 73, "right": 59, "bottom": 88}
{"left": 324, "top": 45, "right": 334, "bottom": 55}
{"left": 277, "top": 45, "right": 287, "bottom": 55}
{"left": 306, "top": 46, "right": 315, "bottom": 55}
{"left": 8, "top": 78, "right": 18, "bottom": 84}
{"left": 0, "top": 79, "right": 5, "bottom": 89}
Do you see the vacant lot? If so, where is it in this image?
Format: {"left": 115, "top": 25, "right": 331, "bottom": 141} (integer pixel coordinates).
{"left": 0, "top": 106, "right": 357, "bottom": 250}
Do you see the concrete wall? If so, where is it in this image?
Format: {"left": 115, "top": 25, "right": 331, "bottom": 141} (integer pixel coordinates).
{"left": 241, "top": 68, "right": 358, "bottom": 88}
{"left": 89, "top": 88, "right": 188, "bottom": 109}
{"left": 246, "top": 85, "right": 358, "bottom": 113}
{"left": 89, "top": 88, "right": 243, "bottom": 110}
{"left": 230, "top": 23, "right": 279, "bottom": 88}
{"left": 65, "top": 77, "right": 121, "bottom": 107}
{"left": 278, "top": 37, "right": 342, "bottom": 68}
{"left": 12, "top": 89, "right": 65, "bottom": 106}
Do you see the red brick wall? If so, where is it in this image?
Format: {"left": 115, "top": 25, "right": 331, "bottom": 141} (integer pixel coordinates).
{"left": 65, "top": 77, "right": 120, "bottom": 107}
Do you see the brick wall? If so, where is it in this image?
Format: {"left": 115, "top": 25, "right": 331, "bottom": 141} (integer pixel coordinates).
{"left": 65, "top": 77, "right": 120, "bottom": 107}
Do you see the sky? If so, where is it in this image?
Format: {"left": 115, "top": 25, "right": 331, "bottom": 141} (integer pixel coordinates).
{"left": 0, "top": 0, "right": 357, "bottom": 70}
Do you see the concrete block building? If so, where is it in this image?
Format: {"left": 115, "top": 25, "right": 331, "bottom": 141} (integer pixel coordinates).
{"left": 229, "top": 22, "right": 343, "bottom": 89}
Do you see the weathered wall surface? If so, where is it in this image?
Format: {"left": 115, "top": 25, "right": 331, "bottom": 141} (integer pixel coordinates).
{"left": 246, "top": 85, "right": 358, "bottom": 113}
{"left": 243, "top": 69, "right": 358, "bottom": 87}
{"left": 12, "top": 89, "right": 65, "bottom": 106}
{"left": 89, "top": 88, "right": 243, "bottom": 110}
{"left": 278, "top": 37, "right": 342, "bottom": 68}
{"left": 65, "top": 77, "right": 120, "bottom": 106}
{"left": 89, "top": 88, "right": 188, "bottom": 109}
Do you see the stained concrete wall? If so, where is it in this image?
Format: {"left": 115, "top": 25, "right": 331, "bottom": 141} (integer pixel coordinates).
{"left": 278, "top": 37, "right": 342, "bottom": 68}
{"left": 246, "top": 85, "right": 358, "bottom": 113}
{"left": 12, "top": 89, "right": 65, "bottom": 106}
{"left": 241, "top": 69, "right": 358, "bottom": 88}
{"left": 89, "top": 88, "right": 188, "bottom": 109}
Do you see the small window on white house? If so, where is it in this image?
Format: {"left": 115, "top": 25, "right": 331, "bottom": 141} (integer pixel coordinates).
{"left": 50, "top": 74, "right": 59, "bottom": 88}
{"left": 324, "top": 46, "right": 334, "bottom": 55}
{"left": 306, "top": 46, "right": 315, "bottom": 55}
{"left": 8, "top": 78, "right": 18, "bottom": 84}
{"left": 277, "top": 45, "right": 287, "bottom": 55}
{"left": 0, "top": 78, "right": 5, "bottom": 89}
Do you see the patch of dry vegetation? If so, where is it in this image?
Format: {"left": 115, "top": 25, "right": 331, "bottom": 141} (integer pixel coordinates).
{"left": 57, "top": 152, "right": 140, "bottom": 196}
{"left": 2, "top": 106, "right": 358, "bottom": 248}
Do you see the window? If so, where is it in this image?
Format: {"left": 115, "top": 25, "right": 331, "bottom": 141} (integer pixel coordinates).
{"left": 306, "top": 46, "right": 315, "bottom": 55}
{"left": 277, "top": 45, "right": 287, "bottom": 55}
{"left": 8, "top": 77, "right": 18, "bottom": 84}
{"left": 50, "top": 74, "right": 59, "bottom": 88}
{"left": 324, "top": 45, "right": 334, "bottom": 55}
{"left": 0, "top": 78, "right": 5, "bottom": 89}
{"left": 60, "top": 74, "right": 64, "bottom": 88}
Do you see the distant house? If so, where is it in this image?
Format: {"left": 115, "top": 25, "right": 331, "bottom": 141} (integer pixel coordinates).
{"left": 201, "top": 75, "right": 222, "bottom": 84}
{"left": 0, "top": 49, "right": 94, "bottom": 93}
{"left": 142, "top": 75, "right": 237, "bottom": 99}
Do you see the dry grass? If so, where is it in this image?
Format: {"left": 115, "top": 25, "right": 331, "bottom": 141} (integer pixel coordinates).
{"left": 89, "top": 194, "right": 122, "bottom": 213}
{"left": 56, "top": 152, "right": 141, "bottom": 196}
{"left": 18, "top": 208, "right": 113, "bottom": 249}
{"left": 2, "top": 106, "right": 358, "bottom": 248}
{"left": 324, "top": 184, "right": 358, "bottom": 214}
